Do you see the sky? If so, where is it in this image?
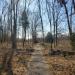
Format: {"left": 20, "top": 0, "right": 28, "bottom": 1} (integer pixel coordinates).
{"left": 0, "top": 0, "right": 75, "bottom": 39}
{"left": 0, "top": 0, "right": 3, "bottom": 14}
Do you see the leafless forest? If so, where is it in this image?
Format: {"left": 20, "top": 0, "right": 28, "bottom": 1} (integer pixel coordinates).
{"left": 0, "top": 0, "right": 75, "bottom": 75}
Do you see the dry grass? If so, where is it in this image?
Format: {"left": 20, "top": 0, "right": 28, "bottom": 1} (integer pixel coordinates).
{"left": 0, "top": 42, "right": 33, "bottom": 49}
{"left": 57, "top": 39, "right": 71, "bottom": 51}
{"left": 12, "top": 52, "right": 29, "bottom": 75}
{"left": 43, "top": 39, "right": 72, "bottom": 52}
{"left": 44, "top": 55, "right": 75, "bottom": 75}
{"left": 0, "top": 39, "right": 71, "bottom": 50}
{"left": 0, "top": 43, "right": 33, "bottom": 75}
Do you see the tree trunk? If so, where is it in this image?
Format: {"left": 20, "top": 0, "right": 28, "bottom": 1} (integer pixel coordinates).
{"left": 63, "top": 4, "right": 72, "bottom": 36}
{"left": 56, "top": 22, "right": 58, "bottom": 46}
{"left": 12, "top": 4, "right": 17, "bottom": 49}
{"left": 23, "top": 29, "right": 26, "bottom": 47}
{"left": 52, "top": 2, "right": 56, "bottom": 48}
{"left": 72, "top": 0, "right": 75, "bottom": 11}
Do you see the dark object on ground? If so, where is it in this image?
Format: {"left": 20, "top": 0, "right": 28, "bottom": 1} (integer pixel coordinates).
{"left": 49, "top": 49, "right": 75, "bottom": 57}
{"left": 26, "top": 48, "right": 34, "bottom": 53}
{"left": 62, "top": 51, "right": 75, "bottom": 57}
{"left": 49, "top": 49, "right": 62, "bottom": 56}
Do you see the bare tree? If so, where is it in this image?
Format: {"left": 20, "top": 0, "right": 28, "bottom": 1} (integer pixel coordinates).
{"left": 57, "top": 0, "right": 75, "bottom": 50}
{"left": 31, "top": 12, "right": 41, "bottom": 43}
{"left": 45, "top": 0, "right": 53, "bottom": 49}
{"left": 46, "top": 0, "right": 61, "bottom": 46}
{"left": 57, "top": 0, "right": 72, "bottom": 35}
{"left": 37, "top": 0, "right": 45, "bottom": 42}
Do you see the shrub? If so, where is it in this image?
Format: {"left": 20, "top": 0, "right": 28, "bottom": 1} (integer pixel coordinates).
{"left": 45, "top": 32, "right": 54, "bottom": 43}
{"left": 70, "top": 33, "right": 75, "bottom": 50}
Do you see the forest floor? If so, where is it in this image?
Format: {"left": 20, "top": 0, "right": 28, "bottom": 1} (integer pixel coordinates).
{"left": 0, "top": 43, "right": 75, "bottom": 75}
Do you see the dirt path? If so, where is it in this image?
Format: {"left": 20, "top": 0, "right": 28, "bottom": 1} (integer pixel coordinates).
{"left": 27, "top": 44, "right": 50, "bottom": 75}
